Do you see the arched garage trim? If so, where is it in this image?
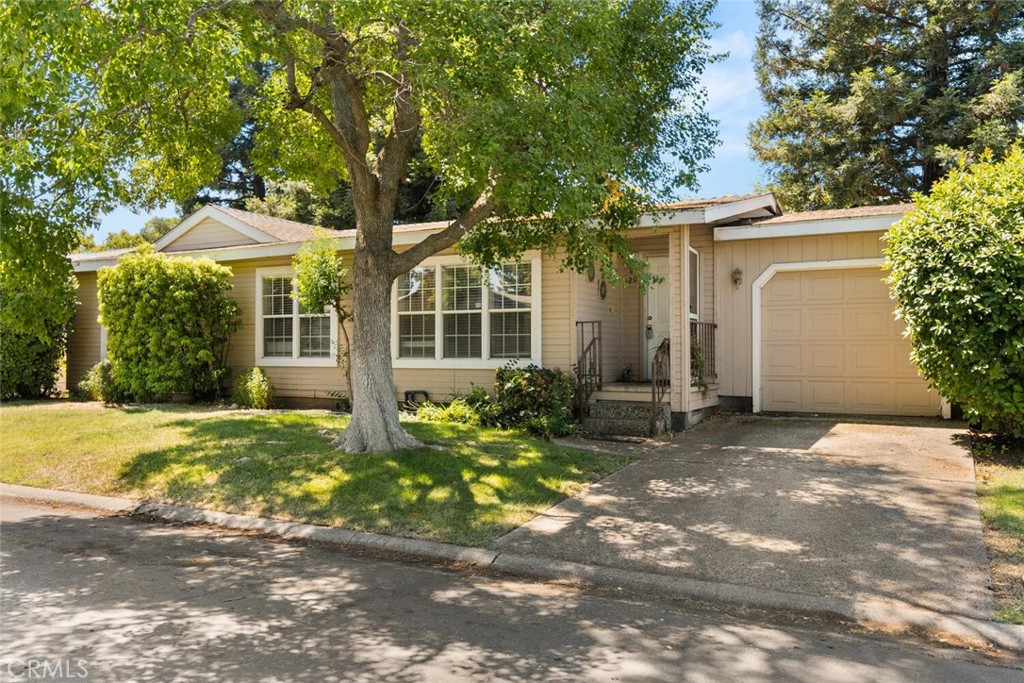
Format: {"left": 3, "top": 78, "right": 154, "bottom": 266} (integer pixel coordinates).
{"left": 751, "top": 258, "right": 884, "bottom": 413}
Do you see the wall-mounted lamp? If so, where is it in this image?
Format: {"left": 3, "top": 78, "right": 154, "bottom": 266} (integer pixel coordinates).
{"left": 731, "top": 267, "right": 743, "bottom": 287}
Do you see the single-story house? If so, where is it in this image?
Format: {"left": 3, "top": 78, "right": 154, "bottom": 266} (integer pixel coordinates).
{"left": 67, "top": 194, "right": 947, "bottom": 434}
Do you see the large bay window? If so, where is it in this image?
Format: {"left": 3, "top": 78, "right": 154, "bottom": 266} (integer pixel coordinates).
{"left": 392, "top": 255, "right": 541, "bottom": 368}
{"left": 255, "top": 267, "right": 338, "bottom": 366}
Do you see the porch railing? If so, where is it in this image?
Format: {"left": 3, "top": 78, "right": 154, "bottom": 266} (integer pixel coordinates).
{"left": 690, "top": 321, "right": 717, "bottom": 386}
{"left": 650, "top": 337, "right": 670, "bottom": 434}
{"left": 575, "top": 321, "right": 603, "bottom": 418}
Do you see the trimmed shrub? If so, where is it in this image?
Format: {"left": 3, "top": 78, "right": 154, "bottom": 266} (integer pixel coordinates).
{"left": 232, "top": 367, "right": 275, "bottom": 409}
{"left": 98, "top": 247, "right": 241, "bottom": 402}
{"left": 0, "top": 275, "right": 75, "bottom": 401}
{"left": 489, "top": 364, "right": 576, "bottom": 438}
{"left": 886, "top": 147, "right": 1024, "bottom": 438}
{"left": 416, "top": 397, "right": 482, "bottom": 426}
{"left": 75, "top": 360, "right": 120, "bottom": 402}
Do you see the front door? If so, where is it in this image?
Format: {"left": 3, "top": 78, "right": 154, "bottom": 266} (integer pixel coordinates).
{"left": 643, "top": 255, "right": 671, "bottom": 380}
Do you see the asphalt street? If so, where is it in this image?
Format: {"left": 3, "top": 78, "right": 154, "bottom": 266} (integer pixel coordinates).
{"left": 1, "top": 497, "right": 1020, "bottom": 682}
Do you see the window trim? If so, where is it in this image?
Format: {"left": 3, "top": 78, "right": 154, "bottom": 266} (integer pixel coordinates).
{"left": 255, "top": 266, "right": 339, "bottom": 367}
{"left": 391, "top": 252, "right": 543, "bottom": 369}
{"left": 688, "top": 246, "right": 700, "bottom": 321}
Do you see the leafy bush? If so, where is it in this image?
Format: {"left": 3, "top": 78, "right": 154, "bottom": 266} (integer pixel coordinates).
{"left": 232, "top": 367, "right": 275, "bottom": 409}
{"left": 0, "top": 274, "right": 76, "bottom": 401}
{"left": 75, "top": 361, "right": 121, "bottom": 402}
{"left": 97, "top": 247, "right": 241, "bottom": 402}
{"left": 416, "top": 397, "right": 481, "bottom": 426}
{"left": 489, "top": 364, "right": 576, "bottom": 438}
{"left": 886, "top": 147, "right": 1024, "bottom": 438}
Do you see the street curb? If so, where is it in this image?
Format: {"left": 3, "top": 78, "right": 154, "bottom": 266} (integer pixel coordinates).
{"left": 4, "top": 482, "right": 1023, "bottom": 652}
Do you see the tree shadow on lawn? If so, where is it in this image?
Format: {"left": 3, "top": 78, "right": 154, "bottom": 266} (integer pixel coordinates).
{"left": 116, "top": 414, "right": 629, "bottom": 547}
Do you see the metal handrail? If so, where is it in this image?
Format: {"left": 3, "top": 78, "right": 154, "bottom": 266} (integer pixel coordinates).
{"left": 690, "top": 321, "right": 717, "bottom": 386}
{"left": 574, "top": 321, "right": 602, "bottom": 419}
{"left": 650, "top": 337, "right": 670, "bottom": 434}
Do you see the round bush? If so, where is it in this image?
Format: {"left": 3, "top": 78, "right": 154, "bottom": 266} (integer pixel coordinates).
{"left": 98, "top": 247, "right": 241, "bottom": 402}
{"left": 886, "top": 147, "right": 1024, "bottom": 437}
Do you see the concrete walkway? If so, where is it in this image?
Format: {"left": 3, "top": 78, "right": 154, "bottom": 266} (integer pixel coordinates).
{"left": 495, "top": 415, "right": 995, "bottom": 620}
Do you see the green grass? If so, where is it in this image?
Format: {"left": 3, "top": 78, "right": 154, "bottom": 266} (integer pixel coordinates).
{"left": 0, "top": 401, "right": 629, "bottom": 546}
{"left": 973, "top": 436, "right": 1024, "bottom": 624}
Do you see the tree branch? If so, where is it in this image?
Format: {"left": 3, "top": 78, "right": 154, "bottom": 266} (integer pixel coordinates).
{"left": 389, "top": 193, "right": 496, "bottom": 278}
{"left": 250, "top": 2, "right": 374, "bottom": 189}
{"left": 376, "top": 21, "right": 421, "bottom": 204}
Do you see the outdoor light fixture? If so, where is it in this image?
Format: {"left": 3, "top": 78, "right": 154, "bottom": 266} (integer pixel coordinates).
{"left": 732, "top": 267, "right": 743, "bottom": 287}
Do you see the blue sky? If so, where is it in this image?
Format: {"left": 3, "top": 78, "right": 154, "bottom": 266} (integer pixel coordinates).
{"left": 97, "top": 0, "right": 764, "bottom": 240}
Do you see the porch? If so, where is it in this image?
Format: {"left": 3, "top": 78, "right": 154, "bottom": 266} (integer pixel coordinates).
{"left": 576, "top": 319, "right": 719, "bottom": 436}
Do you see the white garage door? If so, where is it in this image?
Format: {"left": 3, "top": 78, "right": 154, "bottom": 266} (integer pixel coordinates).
{"left": 761, "top": 268, "right": 941, "bottom": 416}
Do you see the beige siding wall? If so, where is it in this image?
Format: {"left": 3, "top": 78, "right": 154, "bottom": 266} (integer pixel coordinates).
{"left": 223, "top": 256, "right": 351, "bottom": 402}
{"left": 228, "top": 250, "right": 576, "bottom": 403}
{"left": 163, "top": 217, "right": 259, "bottom": 252}
{"left": 714, "top": 230, "right": 888, "bottom": 398}
{"left": 66, "top": 245, "right": 603, "bottom": 404}
{"left": 67, "top": 272, "right": 102, "bottom": 389}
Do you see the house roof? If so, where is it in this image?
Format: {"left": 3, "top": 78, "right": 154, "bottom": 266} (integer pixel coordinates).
{"left": 658, "top": 193, "right": 775, "bottom": 212}
{"left": 70, "top": 193, "right": 786, "bottom": 271}
{"left": 749, "top": 203, "right": 915, "bottom": 225}
{"left": 211, "top": 206, "right": 326, "bottom": 243}
{"left": 714, "top": 202, "right": 914, "bottom": 242}
{"left": 70, "top": 247, "right": 136, "bottom": 262}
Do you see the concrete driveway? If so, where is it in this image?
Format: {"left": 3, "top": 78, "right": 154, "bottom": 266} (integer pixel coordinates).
{"left": 494, "top": 416, "right": 994, "bottom": 619}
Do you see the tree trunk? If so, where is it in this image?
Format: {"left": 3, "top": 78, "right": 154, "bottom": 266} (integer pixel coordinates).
{"left": 333, "top": 232, "right": 421, "bottom": 453}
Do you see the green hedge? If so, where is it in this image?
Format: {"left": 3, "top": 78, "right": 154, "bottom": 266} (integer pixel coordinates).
{"left": 886, "top": 147, "right": 1024, "bottom": 437}
{"left": 98, "top": 247, "right": 241, "bottom": 402}
{"left": 0, "top": 274, "right": 75, "bottom": 401}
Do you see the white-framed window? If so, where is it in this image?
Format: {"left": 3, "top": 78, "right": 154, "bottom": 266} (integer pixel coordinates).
{"left": 255, "top": 266, "right": 338, "bottom": 367}
{"left": 392, "top": 253, "right": 542, "bottom": 369}
{"left": 99, "top": 324, "right": 108, "bottom": 361}
{"left": 688, "top": 246, "right": 700, "bottom": 321}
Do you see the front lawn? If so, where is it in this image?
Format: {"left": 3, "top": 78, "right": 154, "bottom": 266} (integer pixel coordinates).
{"left": 972, "top": 434, "right": 1024, "bottom": 624}
{"left": 0, "top": 402, "right": 629, "bottom": 546}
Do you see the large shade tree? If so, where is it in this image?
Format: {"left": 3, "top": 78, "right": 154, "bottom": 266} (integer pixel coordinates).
{"left": 7, "top": 0, "right": 718, "bottom": 452}
{"left": 751, "top": 0, "right": 1024, "bottom": 210}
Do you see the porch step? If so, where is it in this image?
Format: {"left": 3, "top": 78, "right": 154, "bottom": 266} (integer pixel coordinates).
{"left": 582, "top": 400, "right": 670, "bottom": 437}
{"left": 591, "top": 382, "right": 655, "bottom": 403}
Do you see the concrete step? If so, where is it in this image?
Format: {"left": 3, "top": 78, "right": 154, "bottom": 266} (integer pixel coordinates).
{"left": 582, "top": 401, "right": 670, "bottom": 437}
{"left": 589, "top": 399, "right": 668, "bottom": 421}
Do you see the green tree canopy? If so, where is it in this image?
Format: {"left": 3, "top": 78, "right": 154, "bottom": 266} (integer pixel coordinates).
{"left": 6, "top": 0, "right": 719, "bottom": 451}
{"left": 751, "top": 0, "right": 1024, "bottom": 211}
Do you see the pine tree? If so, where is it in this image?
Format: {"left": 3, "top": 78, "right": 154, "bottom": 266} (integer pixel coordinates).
{"left": 751, "top": 0, "right": 1024, "bottom": 210}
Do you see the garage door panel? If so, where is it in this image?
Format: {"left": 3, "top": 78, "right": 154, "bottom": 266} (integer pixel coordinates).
{"left": 847, "top": 344, "right": 894, "bottom": 376}
{"left": 761, "top": 267, "right": 940, "bottom": 417}
{"left": 764, "top": 274, "right": 801, "bottom": 301}
{"left": 894, "top": 381, "right": 939, "bottom": 414}
{"left": 847, "top": 381, "right": 896, "bottom": 414}
{"left": 801, "top": 307, "right": 844, "bottom": 339}
{"left": 804, "top": 273, "right": 844, "bottom": 300}
{"left": 805, "top": 345, "right": 844, "bottom": 374}
{"left": 763, "top": 344, "right": 802, "bottom": 373}
{"left": 804, "top": 381, "right": 844, "bottom": 411}
{"left": 848, "top": 271, "right": 888, "bottom": 300}
{"left": 845, "top": 307, "right": 890, "bottom": 339}
{"left": 762, "top": 309, "right": 801, "bottom": 341}
{"left": 763, "top": 380, "right": 802, "bottom": 410}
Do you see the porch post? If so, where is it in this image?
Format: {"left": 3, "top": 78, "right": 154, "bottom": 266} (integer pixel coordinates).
{"left": 669, "top": 226, "right": 690, "bottom": 416}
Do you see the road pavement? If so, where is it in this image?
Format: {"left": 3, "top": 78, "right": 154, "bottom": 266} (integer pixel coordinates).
{"left": 1, "top": 497, "right": 1020, "bottom": 682}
